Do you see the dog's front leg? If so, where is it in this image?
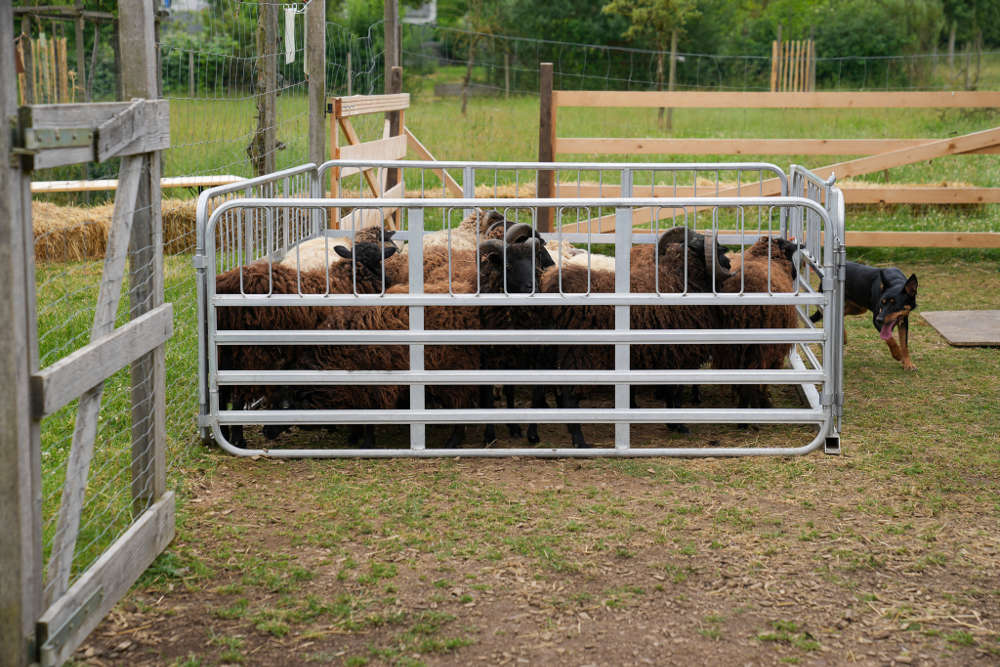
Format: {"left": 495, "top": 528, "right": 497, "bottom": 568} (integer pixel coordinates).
{"left": 898, "top": 318, "right": 916, "bottom": 371}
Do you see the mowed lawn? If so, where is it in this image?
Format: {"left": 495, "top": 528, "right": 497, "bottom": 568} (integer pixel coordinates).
{"left": 28, "top": 90, "right": 999, "bottom": 665}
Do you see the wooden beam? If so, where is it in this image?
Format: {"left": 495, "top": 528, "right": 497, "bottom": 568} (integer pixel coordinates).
{"left": 31, "top": 304, "right": 173, "bottom": 418}
{"left": 538, "top": 63, "right": 555, "bottom": 233}
{"left": 844, "top": 231, "right": 1000, "bottom": 248}
{"left": 332, "top": 93, "right": 410, "bottom": 117}
{"left": 30, "top": 174, "right": 244, "bottom": 193}
{"left": 338, "top": 182, "right": 403, "bottom": 228}
{"left": 37, "top": 493, "right": 175, "bottom": 667}
{"left": 555, "top": 136, "right": 1000, "bottom": 156}
{"left": 404, "top": 127, "right": 463, "bottom": 196}
{"left": 1, "top": 2, "right": 43, "bottom": 661}
{"left": 338, "top": 117, "right": 382, "bottom": 198}
{"left": 338, "top": 134, "right": 407, "bottom": 162}
{"left": 552, "top": 90, "right": 1000, "bottom": 109}
{"left": 841, "top": 185, "right": 1000, "bottom": 204}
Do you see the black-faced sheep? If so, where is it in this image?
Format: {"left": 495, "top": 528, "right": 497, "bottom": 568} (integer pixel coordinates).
{"left": 713, "top": 236, "right": 801, "bottom": 412}
{"left": 214, "top": 240, "right": 399, "bottom": 447}
{"left": 522, "top": 226, "right": 729, "bottom": 447}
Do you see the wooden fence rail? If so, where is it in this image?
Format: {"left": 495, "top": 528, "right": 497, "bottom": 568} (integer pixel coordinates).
{"left": 538, "top": 79, "right": 1000, "bottom": 247}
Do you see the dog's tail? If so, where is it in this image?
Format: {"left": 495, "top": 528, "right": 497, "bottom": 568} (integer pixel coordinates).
{"left": 809, "top": 309, "right": 823, "bottom": 323}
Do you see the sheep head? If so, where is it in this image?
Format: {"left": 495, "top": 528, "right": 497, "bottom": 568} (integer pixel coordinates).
{"left": 656, "top": 226, "right": 731, "bottom": 287}
{"left": 334, "top": 242, "right": 398, "bottom": 281}
{"left": 478, "top": 238, "right": 550, "bottom": 293}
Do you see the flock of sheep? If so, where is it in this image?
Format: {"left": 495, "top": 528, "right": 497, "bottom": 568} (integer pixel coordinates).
{"left": 215, "top": 209, "right": 803, "bottom": 449}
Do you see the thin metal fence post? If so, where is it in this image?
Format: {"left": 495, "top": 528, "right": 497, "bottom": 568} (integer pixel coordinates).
{"left": 614, "top": 170, "right": 633, "bottom": 450}
{"left": 408, "top": 208, "right": 426, "bottom": 449}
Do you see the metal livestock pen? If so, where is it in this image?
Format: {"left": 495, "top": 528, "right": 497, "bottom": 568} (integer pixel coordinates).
{"left": 194, "top": 160, "right": 846, "bottom": 457}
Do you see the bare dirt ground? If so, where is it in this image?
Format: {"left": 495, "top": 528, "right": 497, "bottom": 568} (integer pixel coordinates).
{"left": 74, "top": 260, "right": 1000, "bottom": 666}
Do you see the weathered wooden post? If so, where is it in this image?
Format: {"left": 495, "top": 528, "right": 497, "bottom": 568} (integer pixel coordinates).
{"left": 119, "top": 0, "right": 167, "bottom": 518}
{"left": 307, "top": 0, "right": 326, "bottom": 167}
{"left": 250, "top": 1, "right": 278, "bottom": 176}
{"left": 537, "top": 62, "right": 555, "bottom": 232}
{"left": 1, "top": 4, "right": 44, "bottom": 664}
{"left": 385, "top": 0, "right": 398, "bottom": 93}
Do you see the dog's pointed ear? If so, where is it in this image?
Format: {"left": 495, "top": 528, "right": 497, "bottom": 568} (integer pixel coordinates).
{"left": 879, "top": 268, "right": 891, "bottom": 291}
{"left": 905, "top": 273, "right": 918, "bottom": 297}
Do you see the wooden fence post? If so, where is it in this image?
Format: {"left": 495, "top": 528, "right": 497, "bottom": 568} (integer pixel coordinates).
{"left": 386, "top": 66, "right": 403, "bottom": 198}
{"left": 251, "top": 2, "right": 277, "bottom": 176}
{"left": 1, "top": 3, "right": 43, "bottom": 663}
{"left": 537, "top": 62, "right": 555, "bottom": 232}
{"left": 307, "top": 0, "right": 326, "bottom": 167}
{"left": 385, "top": 0, "right": 398, "bottom": 93}
{"left": 74, "top": 2, "right": 86, "bottom": 101}
{"left": 119, "top": 0, "right": 167, "bottom": 516}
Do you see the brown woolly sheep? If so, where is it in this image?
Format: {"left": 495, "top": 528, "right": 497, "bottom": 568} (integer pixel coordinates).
{"left": 713, "top": 236, "right": 801, "bottom": 412}
{"left": 214, "top": 241, "right": 398, "bottom": 447}
{"left": 525, "top": 226, "right": 730, "bottom": 447}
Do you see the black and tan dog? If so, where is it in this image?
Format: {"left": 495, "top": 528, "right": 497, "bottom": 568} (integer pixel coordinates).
{"left": 812, "top": 261, "right": 919, "bottom": 370}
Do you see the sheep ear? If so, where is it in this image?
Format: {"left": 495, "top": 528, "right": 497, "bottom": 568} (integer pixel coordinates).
{"left": 333, "top": 245, "right": 353, "bottom": 259}
{"left": 478, "top": 240, "right": 505, "bottom": 267}
{"left": 382, "top": 246, "right": 397, "bottom": 259}
{"left": 527, "top": 238, "right": 555, "bottom": 268}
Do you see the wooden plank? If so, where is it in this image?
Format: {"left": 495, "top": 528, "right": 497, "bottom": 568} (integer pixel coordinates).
{"left": 31, "top": 304, "right": 173, "bottom": 418}
{"left": 841, "top": 185, "right": 1000, "bottom": 204}
{"left": 333, "top": 93, "right": 410, "bottom": 118}
{"left": 552, "top": 90, "right": 1000, "bottom": 109}
{"left": 809, "top": 125, "right": 1000, "bottom": 181}
{"left": 770, "top": 40, "right": 778, "bottom": 92}
{"left": 338, "top": 134, "right": 407, "bottom": 162}
{"left": 922, "top": 310, "right": 1000, "bottom": 346}
{"left": 45, "top": 153, "right": 143, "bottom": 606}
{"left": 338, "top": 182, "right": 403, "bottom": 228}
{"left": 30, "top": 174, "right": 245, "bottom": 193}
{"left": 844, "top": 231, "right": 1000, "bottom": 248}
{"left": 338, "top": 117, "right": 382, "bottom": 198}
{"left": 404, "top": 127, "right": 463, "bottom": 196}
{"left": 18, "top": 100, "right": 170, "bottom": 169}
{"left": 37, "top": 492, "right": 175, "bottom": 667}
{"left": 1, "top": 2, "right": 44, "bottom": 660}
{"left": 555, "top": 137, "right": 1000, "bottom": 156}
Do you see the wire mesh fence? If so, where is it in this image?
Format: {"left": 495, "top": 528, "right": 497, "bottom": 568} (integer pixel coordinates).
{"left": 404, "top": 24, "right": 1000, "bottom": 95}
{"left": 33, "top": 158, "right": 159, "bottom": 600}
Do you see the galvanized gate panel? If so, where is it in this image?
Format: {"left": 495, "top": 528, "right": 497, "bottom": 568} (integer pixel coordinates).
{"left": 195, "top": 161, "right": 845, "bottom": 458}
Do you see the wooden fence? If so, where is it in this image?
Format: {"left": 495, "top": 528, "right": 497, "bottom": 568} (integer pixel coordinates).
{"left": 771, "top": 39, "right": 815, "bottom": 92}
{"left": 538, "top": 74, "right": 1000, "bottom": 247}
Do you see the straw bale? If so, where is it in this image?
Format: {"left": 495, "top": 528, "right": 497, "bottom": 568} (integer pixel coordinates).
{"left": 32, "top": 198, "right": 198, "bottom": 263}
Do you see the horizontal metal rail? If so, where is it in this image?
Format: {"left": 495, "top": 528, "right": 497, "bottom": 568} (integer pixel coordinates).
{"left": 216, "top": 407, "right": 826, "bottom": 425}
{"left": 216, "top": 368, "right": 826, "bottom": 385}
{"left": 214, "top": 328, "right": 826, "bottom": 345}
{"left": 211, "top": 293, "right": 828, "bottom": 307}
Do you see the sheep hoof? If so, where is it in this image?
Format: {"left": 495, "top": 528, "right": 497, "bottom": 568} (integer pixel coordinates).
{"left": 482, "top": 424, "right": 497, "bottom": 444}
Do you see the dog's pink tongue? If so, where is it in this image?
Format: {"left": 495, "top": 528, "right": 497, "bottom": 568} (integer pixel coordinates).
{"left": 880, "top": 323, "right": 894, "bottom": 340}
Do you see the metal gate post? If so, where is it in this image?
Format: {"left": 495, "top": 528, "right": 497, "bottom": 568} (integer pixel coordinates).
{"left": 408, "top": 208, "right": 426, "bottom": 449}
{"left": 614, "top": 170, "right": 633, "bottom": 450}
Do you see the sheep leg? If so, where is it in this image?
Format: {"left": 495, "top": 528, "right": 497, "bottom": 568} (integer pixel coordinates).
{"left": 689, "top": 385, "right": 702, "bottom": 405}
{"left": 503, "top": 386, "right": 523, "bottom": 438}
{"left": 347, "top": 425, "right": 364, "bottom": 446}
{"left": 445, "top": 424, "right": 466, "bottom": 448}
{"left": 479, "top": 385, "right": 497, "bottom": 445}
{"left": 526, "top": 386, "right": 546, "bottom": 444}
{"left": 557, "top": 389, "right": 589, "bottom": 448}
{"left": 362, "top": 424, "right": 376, "bottom": 448}
{"left": 663, "top": 387, "right": 690, "bottom": 434}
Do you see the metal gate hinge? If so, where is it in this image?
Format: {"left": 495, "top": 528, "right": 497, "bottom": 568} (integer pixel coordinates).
{"left": 15, "top": 127, "right": 94, "bottom": 154}
{"left": 38, "top": 587, "right": 103, "bottom": 667}
{"left": 192, "top": 255, "right": 208, "bottom": 269}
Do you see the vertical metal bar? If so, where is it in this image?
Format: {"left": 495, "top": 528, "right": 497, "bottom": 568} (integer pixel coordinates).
{"left": 408, "top": 208, "right": 426, "bottom": 449}
{"left": 614, "top": 171, "right": 633, "bottom": 450}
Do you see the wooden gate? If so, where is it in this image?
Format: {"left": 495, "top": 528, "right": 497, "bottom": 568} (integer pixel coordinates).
{"left": 1, "top": 3, "right": 174, "bottom": 666}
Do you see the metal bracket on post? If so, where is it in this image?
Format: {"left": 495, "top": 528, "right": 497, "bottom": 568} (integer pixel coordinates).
{"left": 38, "top": 587, "right": 104, "bottom": 667}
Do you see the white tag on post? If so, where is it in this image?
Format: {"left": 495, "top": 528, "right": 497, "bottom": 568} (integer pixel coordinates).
{"left": 284, "top": 7, "right": 296, "bottom": 64}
